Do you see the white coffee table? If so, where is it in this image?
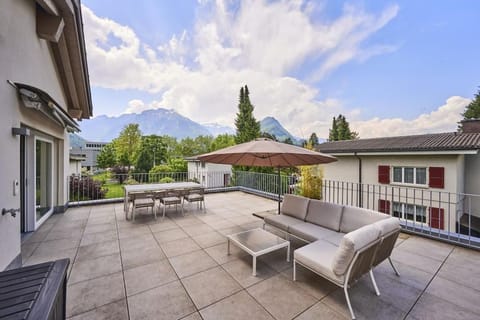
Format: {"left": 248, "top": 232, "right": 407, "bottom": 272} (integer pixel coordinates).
{"left": 227, "top": 228, "right": 290, "bottom": 276}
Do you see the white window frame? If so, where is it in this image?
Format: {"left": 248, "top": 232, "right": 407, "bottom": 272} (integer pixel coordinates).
{"left": 391, "top": 166, "right": 428, "bottom": 187}
{"left": 392, "top": 201, "right": 427, "bottom": 224}
{"left": 34, "top": 136, "right": 55, "bottom": 229}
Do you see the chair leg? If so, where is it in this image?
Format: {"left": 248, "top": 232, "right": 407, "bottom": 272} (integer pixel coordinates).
{"left": 163, "top": 204, "right": 166, "bottom": 220}
{"left": 388, "top": 257, "right": 400, "bottom": 276}
{"left": 369, "top": 270, "right": 380, "bottom": 296}
{"left": 293, "top": 260, "right": 296, "bottom": 281}
{"left": 344, "top": 286, "right": 356, "bottom": 319}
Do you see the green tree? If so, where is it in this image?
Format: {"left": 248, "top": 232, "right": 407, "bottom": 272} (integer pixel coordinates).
{"left": 234, "top": 85, "right": 260, "bottom": 144}
{"left": 309, "top": 132, "right": 319, "bottom": 146}
{"left": 135, "top": 135, "right": 167, "bottom": 173}
{"left": 210, "top": 134, "right": 236, "bottom": 151}
{"left": 460, "top": 88, "right": 480, "bottom": 129}
{"left": 260, "top": 131, "right": 277, "bottom": 141}
{"left": 114, "top": 123, "right": 142, "bottom": 170}
{"left": 283, "top": 137, "right": 293, "bottom": 145}
{"left": 328, "top": 114, "right": 359, "bottom": 141}
{"left": 161, "top": 135, "right": 179, "bottom": 159}
{"left": 96, "top": 143, "right": 116, "bottom": 169}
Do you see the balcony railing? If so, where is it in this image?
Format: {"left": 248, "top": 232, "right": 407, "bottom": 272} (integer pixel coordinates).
{"left": 67, "top": 172, "right": 480, "bottom": 249}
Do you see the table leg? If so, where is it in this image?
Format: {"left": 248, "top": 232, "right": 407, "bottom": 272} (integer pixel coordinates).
{"left": 286, "top": 243, "right": 290, "bottom": 262}
{"left": 252, "top": 256, "right": 257, "bottom": 276}
{"left": 227, "top": 239, "right": 230, "bottom": 255}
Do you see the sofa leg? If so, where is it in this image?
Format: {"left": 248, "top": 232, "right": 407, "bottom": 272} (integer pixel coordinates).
{"left": 388, "top": 257, "right": 400, "bottom": 276}
{"left": 369, "top": 270, "right": 380, "bottom": 296}
{"left": 293, "top": 260, "right": 296, "bottom": 281}
{"left": 344, "top": 286, "right": 356, "bottom": 319}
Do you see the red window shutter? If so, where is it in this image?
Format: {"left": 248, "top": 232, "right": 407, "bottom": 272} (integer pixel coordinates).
{"left": 429, "top": 207, "right": 444, "bottom": 229}
{"left": 378, "top": 166, "right": 390, "bottom": 184}
{"left": 378, "top": 199, "right": 390, "bottom": 214}
{"left": 429, "top": 167, "right": 444, "bottom": 189}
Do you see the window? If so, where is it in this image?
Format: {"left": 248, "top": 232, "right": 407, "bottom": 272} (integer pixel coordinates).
{"left": 392, "top": 167, "right": 427, "bottom": 186}
{"left": 393, "top": 202, "right": 426, "bottom": 223}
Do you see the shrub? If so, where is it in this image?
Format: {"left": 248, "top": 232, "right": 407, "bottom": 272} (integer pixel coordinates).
{"left": 69, "top": 176, "right": 106, "bottom": 201}
{"left": 159, "top": 177, "right": 175, "bottom": 183}
{"left": 111, "top": 166, "right": 129, "bottom": 183}
{"left": 299, "top": 165, "right": 323, "bottom": 199}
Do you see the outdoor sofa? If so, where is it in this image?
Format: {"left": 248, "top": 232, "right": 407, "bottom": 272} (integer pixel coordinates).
{"left": 263, "top": 194, "right": 401, "bottom": 319}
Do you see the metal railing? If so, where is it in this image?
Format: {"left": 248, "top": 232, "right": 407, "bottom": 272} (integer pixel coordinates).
{"left": 323, "top": 180, "right": 480, "bottom": 249}
{"left": 67, "top": 172, "right": 480, "bottom": 249}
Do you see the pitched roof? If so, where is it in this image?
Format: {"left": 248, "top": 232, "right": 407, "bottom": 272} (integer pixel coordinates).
{"left": 316, "top": 132, "right": 480, "bottom": 154}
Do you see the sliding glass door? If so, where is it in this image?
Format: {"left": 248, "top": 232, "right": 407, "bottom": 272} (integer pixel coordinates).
{"left": 35, "top": 138, "right": 53, "bottom": 225}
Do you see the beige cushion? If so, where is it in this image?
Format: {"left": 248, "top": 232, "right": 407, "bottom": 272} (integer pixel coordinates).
{"left": 305, "top": 200, "right": 343, "bottom": 231}
{"left": 281, "top": 194, "right": 310, "bottom": 220}
{"left": 331, "top": 224, "right": 381, "bottom": 276}
{"left": 323, "top": 232, "right": 346, "bottom": 247}
{"left": 374, "top": 217, "right": 400, "bottom": 236}
{"left": 340, "top": 205, "right": 388, "bottom": 233}
{"left": 294, "top": 240, "right": 344, "bottom": 285}
{"left": 289, "top": 223, "right": 339, "bottom": 243}
{"left": 264, "top": 214, "right": 304, "bottom": 232}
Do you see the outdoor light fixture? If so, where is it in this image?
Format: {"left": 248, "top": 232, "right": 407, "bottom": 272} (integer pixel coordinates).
{"left": 11, "top": 127, "right": 30, "bottom": 136}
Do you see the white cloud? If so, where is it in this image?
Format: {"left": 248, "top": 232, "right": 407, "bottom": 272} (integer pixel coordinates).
{"left": 350, "top": 96, "right": 470, "bottom": 138}
{"left": 81, "top": 1, "right": 400, "bottom": 138}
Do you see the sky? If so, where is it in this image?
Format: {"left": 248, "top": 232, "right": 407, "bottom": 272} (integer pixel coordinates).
{"left": 81, "top": 0, "right": 480, "bottom": 139}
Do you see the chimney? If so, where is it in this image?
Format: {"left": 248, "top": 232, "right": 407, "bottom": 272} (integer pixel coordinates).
{"left": 461, "top": 119, "right": 480, "bottom": 133}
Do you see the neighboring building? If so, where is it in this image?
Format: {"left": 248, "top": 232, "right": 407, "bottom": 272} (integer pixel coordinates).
{"left": 0, "top": 0, "right": 92, "bottom": 270}
{"left": 69, "top": 153, "right": 86, "bottom": 176}
{"left": 70, "top": 140, "right": 108, "bottom": 171}
{"left": 186, "top": 157, "right": 232, "bottom": 188}
{"left": 317, "top": 120, "right": 480, "bottom": 236}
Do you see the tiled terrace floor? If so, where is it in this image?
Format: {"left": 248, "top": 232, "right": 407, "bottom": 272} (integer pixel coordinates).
{"left": 21, "top": 192, "right": 480, "bottom": 320}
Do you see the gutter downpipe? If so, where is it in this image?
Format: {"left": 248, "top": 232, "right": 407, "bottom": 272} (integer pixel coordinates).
{"left": 354, "top": 152, "right": 363, "bottom": 208}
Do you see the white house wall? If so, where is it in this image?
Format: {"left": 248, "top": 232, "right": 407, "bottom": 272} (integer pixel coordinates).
{"left": 0, "top": 0, "right": 71, "bottom": 270}
{"left": 322, "top": 154, "right": 464, "bottom": 232}
{"left": 465, "top": 153, "right": 480, "bottom": 217}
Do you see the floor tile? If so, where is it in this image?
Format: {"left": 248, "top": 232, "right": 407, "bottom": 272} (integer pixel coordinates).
{"left": 124, "top": 260, "right": 178, "bottom": 296}
{"left": 191, "top": 231, "right": 227, "bottom": 248}
{"left": 153, "top": 228, "right": 189, "bottom": 243}
{"left": 391, "top": 247, "right": 442, "bottom": 274}
{"left": 247, "top": 274, "right": 317, "bottom": 320}
{"left": 66, "top": 272, "right": 125, "bottom": 318}
{"left": 128, "top": 280, "right": 195, "bottom": 320}
{"left": 295, "top": 302, "right": 348, "bottom": 320}
{"left": 182, "top": 223, "right": 214, "bottom": 237}
{"left": 182, "top": 266, "right": 242, "bottom": 309}
{"left": 282, "top": 267, "right": 337, "bottom": 299}
{"left": 222, "top": 256, "right": 276, "bottom": 288}
{"left": 407, "top": 292, "right": 480, "bottom": 320}
{"left": 200, "top": 290, "right": 274, "bottom": 320}
{"left": 426, "top": 276, "right": 480, "bottom": 315}
{"left": 80, "top": 230, "right": 118, "bottom": 247}
{"left": 84, "top": 222, "right": 117, "bottom": 235}
{"left": 204, "top": 242, "right": 248, "bottom": 265}
{"left": 76, "top": 240, "right": 120, "bottom": 262}
{"left": 160, "top": 237, "right": 201, "bottom": 258}
{"left": 169, "top": 250, "right": 218, "bottom": 278}
{"left": 69, "top": 253, "right": 122, "bottom": 284}
{"left": 121, "top": 245, "right": 166, "bottom": 270}
{"left": 69, "top": 299, "right": 128, "bottom": 320}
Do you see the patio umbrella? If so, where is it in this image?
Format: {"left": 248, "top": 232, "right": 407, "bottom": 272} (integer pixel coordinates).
{"left": 196, "top": 138, "right": 337, "bottom": 213}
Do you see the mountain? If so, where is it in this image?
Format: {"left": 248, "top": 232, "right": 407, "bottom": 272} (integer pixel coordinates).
{"left": 202, "top": 123, "right": 235, "bottom": 136}
{"left": 69, "top": 133, "right": 87, "bottom": 148}
{"left": 79, "top": 108, "right": 211, "bottom": 141}
{"left": 260, "top": 117, "right": 302, "bottom": 145}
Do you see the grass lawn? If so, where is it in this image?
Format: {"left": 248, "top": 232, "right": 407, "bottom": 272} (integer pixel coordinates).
{"left": 103, "top": 182, "right": 124, "bottom": 199}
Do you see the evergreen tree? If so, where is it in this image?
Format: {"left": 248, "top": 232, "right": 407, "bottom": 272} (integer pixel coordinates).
{"left": 135, "top": 135, "right": 167, "bottom": 173}
{"left": 328, "top": 114, "right": 359, "bottom": 141}
{"left": 309, "top": 132, "right": 319, "bottom": 146}
{"left": 234, "top": 85, "right": 261, "bottom": 144}
{"left": 460, "top": 88, "right": 480, "bottom": 131}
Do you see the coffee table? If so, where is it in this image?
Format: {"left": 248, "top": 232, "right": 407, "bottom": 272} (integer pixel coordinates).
{"left": 227, "top": 228, "right": 290, "bottom": 276}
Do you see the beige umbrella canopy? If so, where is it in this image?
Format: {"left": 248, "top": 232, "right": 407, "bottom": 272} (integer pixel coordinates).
{"left": 197, "top": 138, "right": 337, "bottom": 213}
{"left": 197, "top": 138, "right": 337, "bottom": 167}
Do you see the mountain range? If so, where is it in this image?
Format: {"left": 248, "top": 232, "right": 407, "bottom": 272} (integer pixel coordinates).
{"left": 76, "top": 108, "right": 302, "bottom": 144}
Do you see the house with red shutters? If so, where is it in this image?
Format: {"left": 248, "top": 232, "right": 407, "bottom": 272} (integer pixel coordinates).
{"left": 316, "top": 120, "right": 480, "bottom": 236}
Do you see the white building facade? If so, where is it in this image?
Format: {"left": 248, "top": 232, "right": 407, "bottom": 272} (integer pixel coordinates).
{"left": 0, "top": 0, "right": 92, "bottom": 270}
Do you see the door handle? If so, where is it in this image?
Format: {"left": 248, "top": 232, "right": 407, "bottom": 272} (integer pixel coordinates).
{"left": 2, "top": 208, "right": 20, "bottom": 218}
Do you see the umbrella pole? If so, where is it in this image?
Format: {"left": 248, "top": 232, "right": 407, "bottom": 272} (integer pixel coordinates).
{"left": 277, "top": 167, "right": 281, "bottom": 214}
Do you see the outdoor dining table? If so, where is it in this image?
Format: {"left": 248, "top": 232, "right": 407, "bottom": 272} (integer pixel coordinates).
{"left": 123, "top": 181, "right": 202, "bottom": 219}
